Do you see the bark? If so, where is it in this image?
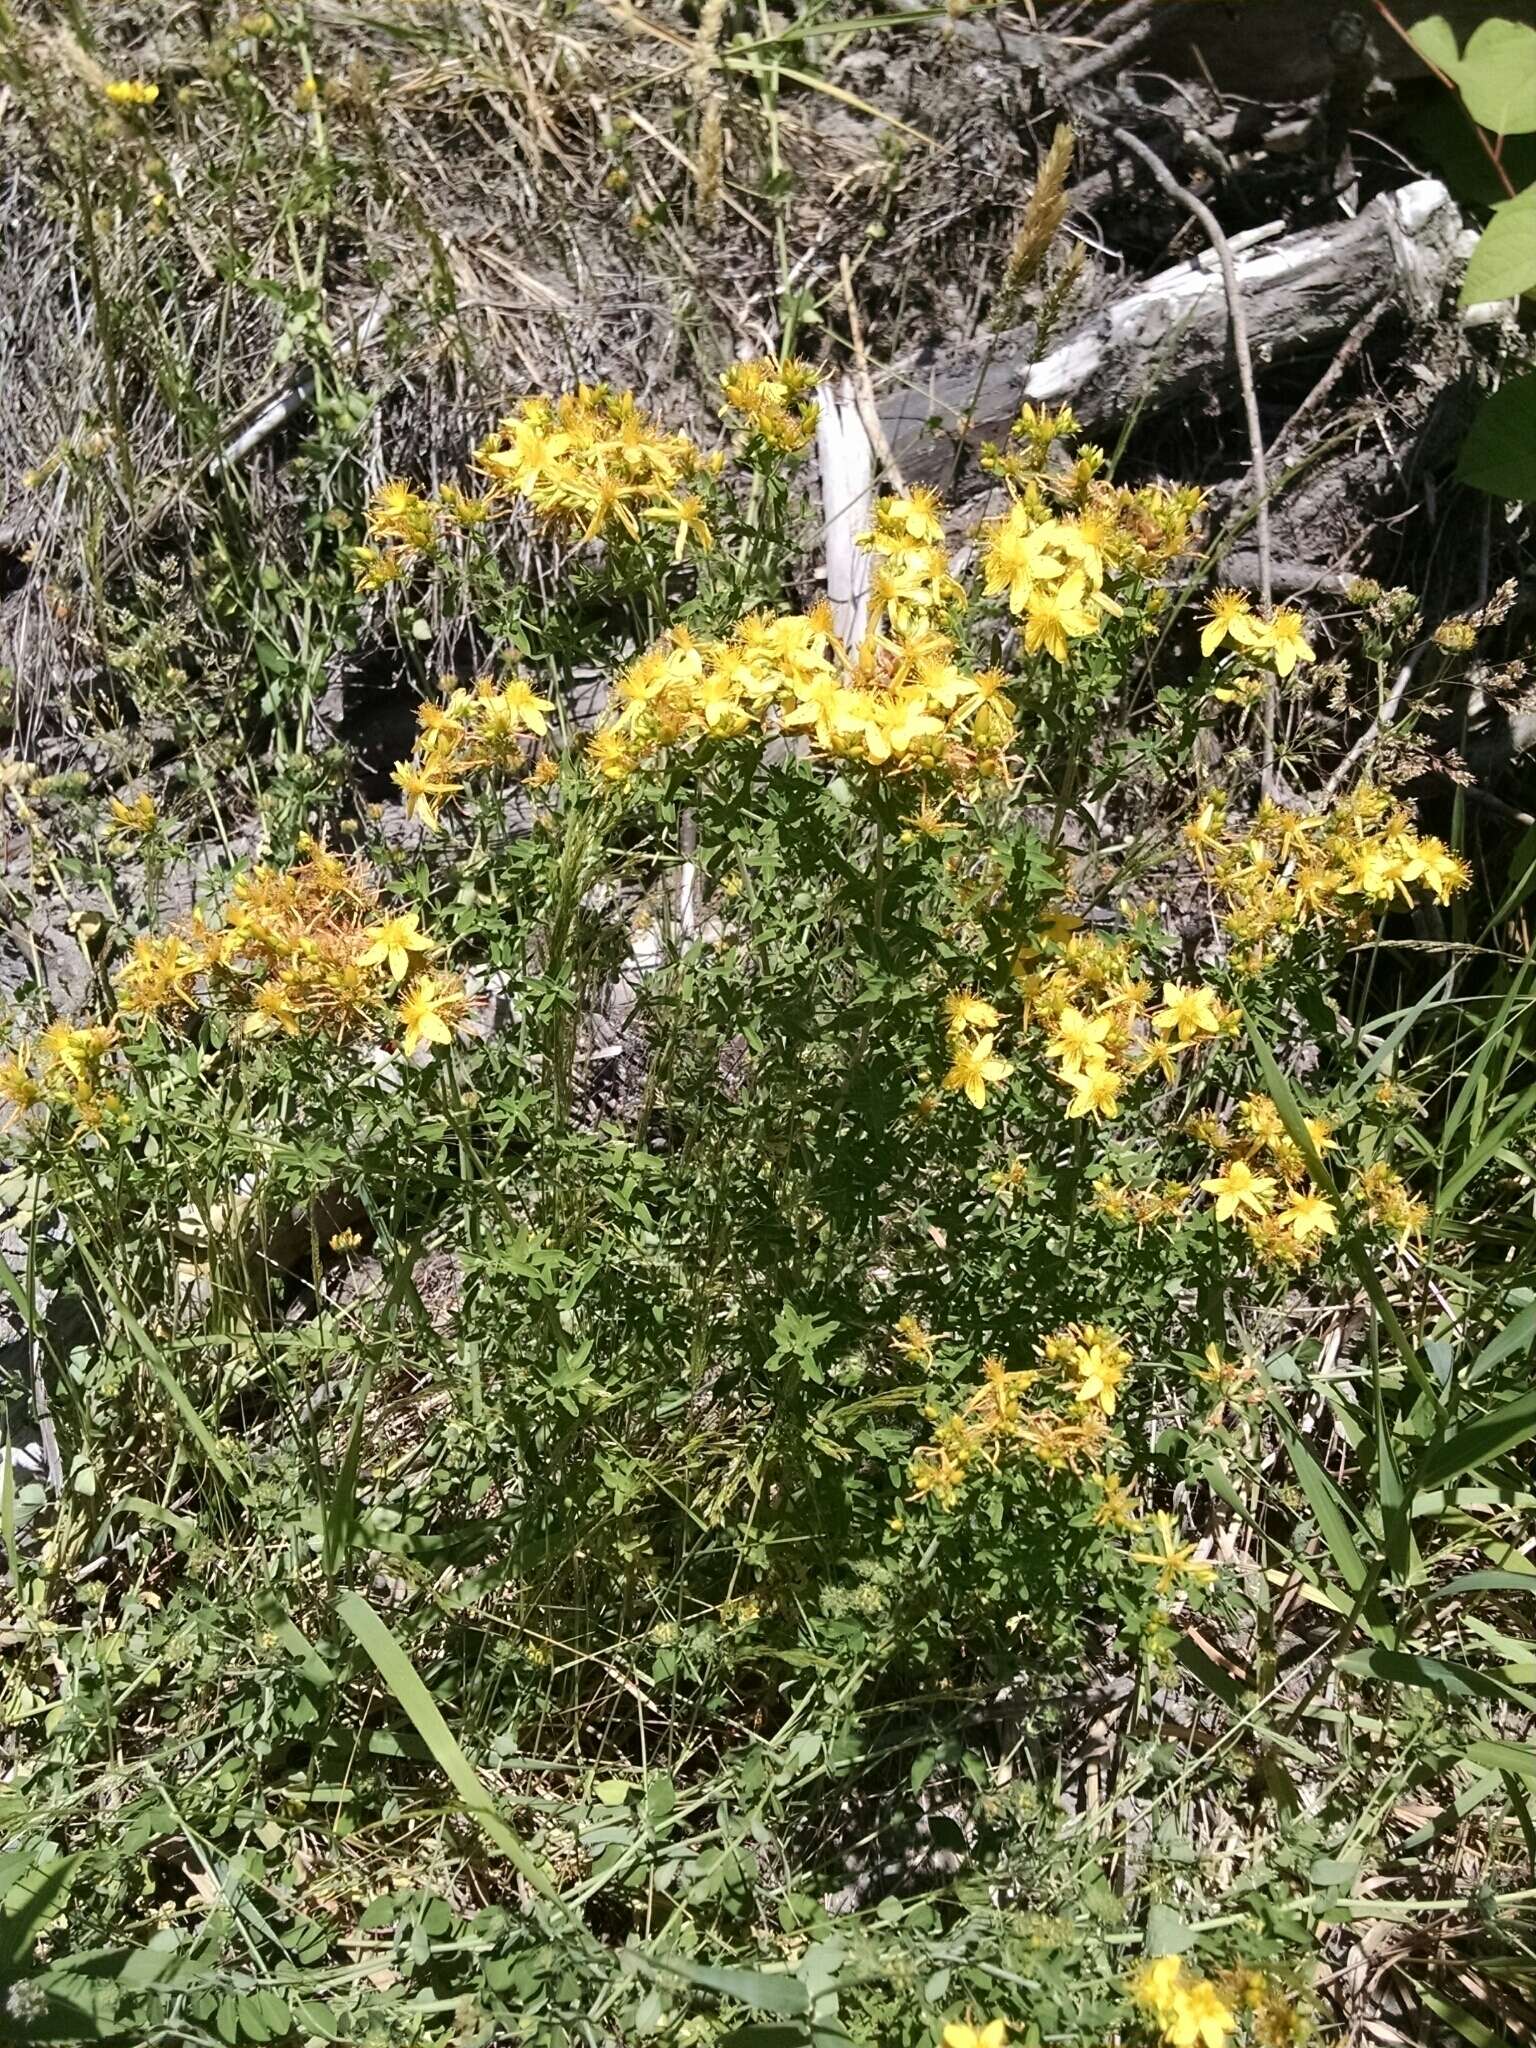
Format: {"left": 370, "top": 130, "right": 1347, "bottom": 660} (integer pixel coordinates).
{"left": 877, "top": 180, "right": 1464, "bottom": 488}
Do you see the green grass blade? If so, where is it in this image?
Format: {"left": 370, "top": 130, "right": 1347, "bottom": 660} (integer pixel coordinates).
{"left": 337, "top": 1591, "right": 564, "bottom": 1905}
{"left": 1418, "top": 1386, "right": 1536, "bottom": 1492}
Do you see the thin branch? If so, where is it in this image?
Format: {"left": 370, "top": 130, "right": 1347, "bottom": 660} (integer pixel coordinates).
{"left": 1109, "top": 123, "right": 1277, "bottom": 786}
{"left": 839, "top": 253, "right": 906, "bottom": 492}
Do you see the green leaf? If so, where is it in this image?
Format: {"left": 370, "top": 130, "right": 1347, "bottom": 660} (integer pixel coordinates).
{"left": 1408, "top": 14, "right": 1461, "bottom": 77}
{"left": 1422, "top": 1987, "right": 1507, "bottom": 2048}
{"left": 639, "top": 1954, "right": 812, "bottom": 2016}
{"left": 1277, "top": 1415, "right": 1379, "bottom": 1615}
{"left": 1417, "top": 1385, "right": 1536, "bottom": 1492}
{"left": 0, "top": 1857, "right": 78, "bottom": 1978}
{"left": 1340, "top": 1645, "right": 1536, "bottom": 1713}
{"left": 1467, "top": 1737, "right": 1536, "bottom": 1780}
{"left": 1467, "top": 1296, "right": 1536, "bottom": 1385}
{"left": 1458, "top": 374, "right": 1536, "bottom": 500}
{"left": 1461, "top": 187, "right": 1536, "bottom": 303}
{"left": 1455, "top": 17, "right": 1536, "bottom": 134}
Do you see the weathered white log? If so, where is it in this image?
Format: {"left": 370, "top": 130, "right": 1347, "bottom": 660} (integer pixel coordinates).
{"left": 816, "top": 375, "right": 874, "bottom": 646}
{"left": 878, "top": 179, "right": 1462, "bottom": 487}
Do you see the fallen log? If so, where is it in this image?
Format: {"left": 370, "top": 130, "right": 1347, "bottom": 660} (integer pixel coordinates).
{"left": 878, "top": 179, "right": 1463, "bottom": 488}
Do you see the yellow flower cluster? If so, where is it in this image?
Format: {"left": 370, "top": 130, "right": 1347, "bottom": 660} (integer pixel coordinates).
{"left": 859, "top": 488, "right": 965, "bottom": 636}
{"left": 589, "top": 606, "right": 1017, "bottom": 788}
{"left": 1202, "top": 587, "right": 1316, "bottom": 678}
{"left": 720, "top": 354, "right": 822, "bottom": 454}
{"left": 1020, "top": 929, "right": 1234, "bottom": 1122}
{"left": 473, "top": 384, "right": 719, "bottom": 546}
{"left": 978, "top": 403, "right": 1201, "bottom": 664}
{"left": 0, "top": 1021, "right": 120, "bottom": 1137}
{"left": 907, "top": 1329, "right": 1214, "bottom": 1595}
{"left": 353, "top": 477, "right": 503, "bottom": 591}
{"left": 1135, "top": 1955, "right": 1238, "bottom": 2048}
{"left": 1187, "top": 788, "right": 1471, "bottom": 968}
{"left": 392, "top": 673, "right": 556, "bottom": 829}
{"left": 113, "top": 842, "right": 469, "bottom": 1061}
{"left": 104, "top": 80, "right": 159, "bottom": 105}
{"left": 1197, "top": 1095, "right": 1340, "bottom": 1268}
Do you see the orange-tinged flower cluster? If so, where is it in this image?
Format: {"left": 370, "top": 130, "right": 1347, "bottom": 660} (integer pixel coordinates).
{"left": 720, "top": 354, "right": 822, "bottom": 455}
{"left": 113, "top": 842, "right": 469, "bottom": 1062}
{"left": 473, "top": 384, "right": 719, "bottom": 547}
{"left": 1019, "top": 929, "right": 1234, "bottom": 1122}
{"left": 910, "top": 1324, "right": 1137, "bottom": 1507}
{"left": 0, "top": 1021, "right": 120, "bottom": 1138}
{"left": 392, "top": 673, "right": 556, "bottom": 829}
{"left": 353, "top": 477, "right": 503, "bottom": 592}
{"left": 1039, "top": 1321, "right": 1132, "bottom": 1418}
{"left": 1135, "top": 1956, "right": 1238, "bottom": 2048}
{"left": 589, "top": 607, "right": 1018, "bottom": 788}
{"left": 909, "top": 1351, "right": 1114, "bottom": 1515}
{"left": 1092, "top": 1177, "right": 1193, "bottom": 1230}
{"left": 978, "top": 403, "right": 1201, "bottom": 664}
{"left": 1187, "top": 787, "right": 1471, "bottom": 968}
{"left": 1196, "top": 1094, "right": 1340, "bottom": 1269}
{"left": 1358, "top": 1160, "right": 1431, "bottom": 1247}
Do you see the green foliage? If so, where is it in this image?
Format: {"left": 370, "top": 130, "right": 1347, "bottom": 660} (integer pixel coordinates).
{"left": 1457, "top": 370, "right": 1536, "bottom": 498}
{"left": 0, "top": 9, "right": 1532, "bottom": 2047}
{"left": 1411, "top": 14, "right": 1536, "bottom": 137}
{"left": 1407, "top": 14, "right": 1536, "bottom": 498}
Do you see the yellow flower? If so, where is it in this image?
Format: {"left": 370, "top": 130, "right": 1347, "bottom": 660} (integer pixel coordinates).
{"left": 1131, "top": 1513, "right": 1215, "bottom": 1594}
{"left": 1183, "top": 794, "right": 1227, "bottom": 861}
{"left": 1021, "top": 571, "right": 1100, "bottom": 663}
{"left": 104, "top": 80, "right": 159, "bottom": 105}
{"left": 1201, "top": 1157, "right": 1276, "bottom": 1222}
{"left": 876, "top": 487, "right": 946, "bottom": 545}
{"left": 1046, "top": 1002, "right": 1113, "bottom": 1076}
{"left": 357, "top": 912, "right": 439, "bottom": 984}
{"left": 1072, "top": 1338, "right": 1125, "bottom": 1416}
{"left": 1399, "top": 835, "right": 1470, "bottom": 905}
{"left": 247, "top": 975, "right": 305, "bottom": 1038}
{"left": 1152, "top": 981, "right": 1223, "bottom": 1042}
{"left": 397, "top": 972, "right": 470, "bottom": 1061}
{"left": 942, "top": 2023, "right": 1008, "bottom": 2048}
{"left": 1065, "top": 1063, "right": 1122, "bottom": 1120}
{"left": 491, "top": 677, "right": 555, "bottom": 736}
{"left": 1234, "top": 605, "right": 1314, "bottom": 677}
{"left": 942, "top": 1033, "right": 1013, "bottom": 1110}
{"left": 1278, "top": 1190, "right": 1337, "bottom": 1243}
{"left": 107, "top": 792, "right": 158, "bottom": 837}
{"left": 0, "top": 1053, "right": 44, "bottom": 1124}
{"left": 393, "top": 758, "right": 464, "bottom": 831}
{"left": 1201, "top": 586, "right": 1253, "bottom": 656}
{"left": 352, "top": 544, "right": 405, "bottom": 592}
{"left": 944, "top": 991, "right": 1002, "bottom": 1039}
{"left": 1093, "top": 1473, "right": 1141, "bottom": 1532}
